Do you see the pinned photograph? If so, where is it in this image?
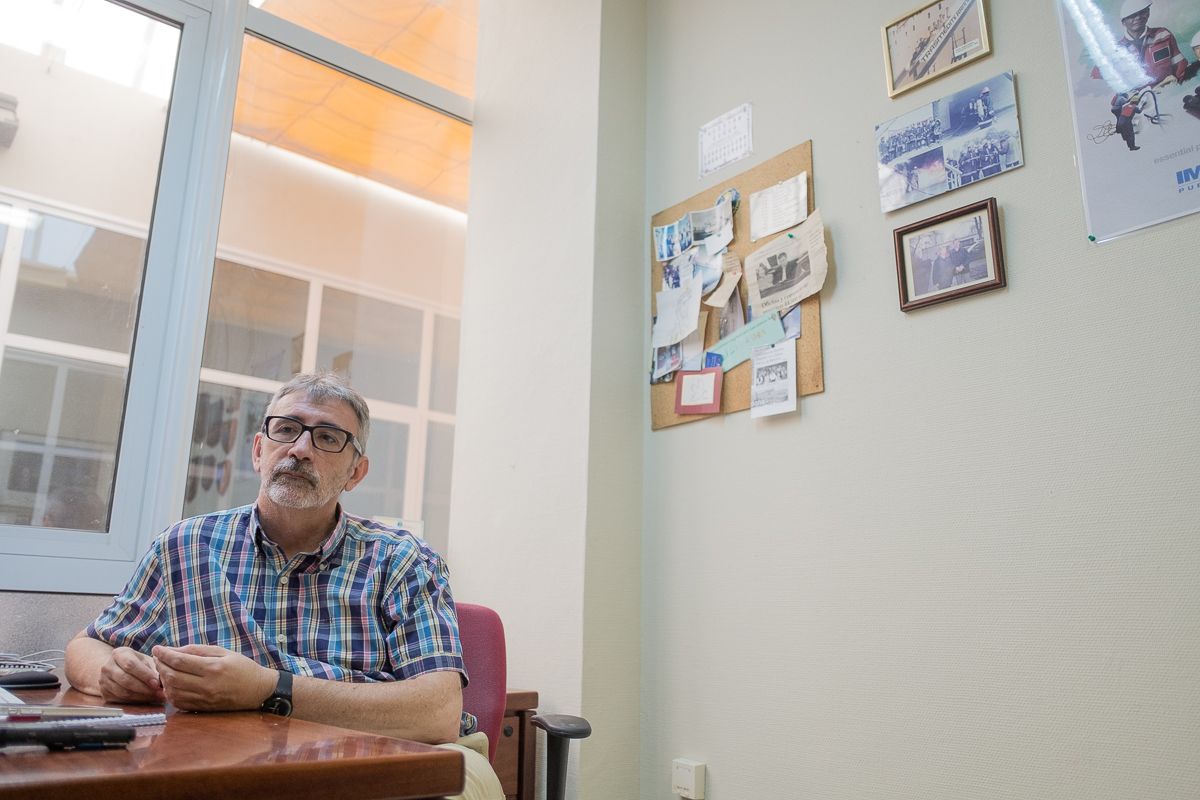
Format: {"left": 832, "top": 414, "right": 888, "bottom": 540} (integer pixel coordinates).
{"left": 882, "top": 0, "right": 992, "bottom": 98}
{"left": 689, "top": 196, "right": 734, "bottom": 254}
{"left": 893, "top": 197, "right": 1006, "bottom": 311}
{"left": 653, "top": 213, "right": 694, "bottom": 262}
{"left": 876, "top": 71, "right": 1023, "bottom": 212}
{"left": 650, "top": 339, "right": 682, "bottom": 383}
{"left": 749, "top": 343, "right": 797, "bottom": 419}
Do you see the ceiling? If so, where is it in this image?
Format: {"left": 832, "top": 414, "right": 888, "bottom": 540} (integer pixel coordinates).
{"left": 234, "top": 1, "right": 476, "bottom": 211}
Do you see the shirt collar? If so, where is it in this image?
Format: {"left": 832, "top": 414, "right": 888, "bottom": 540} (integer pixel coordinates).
{"left": 250, "top": 503, "right": 349, "bottom": 568}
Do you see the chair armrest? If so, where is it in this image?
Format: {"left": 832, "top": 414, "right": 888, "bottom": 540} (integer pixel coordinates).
{"left": 531, "top": 714, "right": 591, "bottom": 740}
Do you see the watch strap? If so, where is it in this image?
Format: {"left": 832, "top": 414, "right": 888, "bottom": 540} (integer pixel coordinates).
{"left": 260, "top": 669, "right": 294, "bottom": 716}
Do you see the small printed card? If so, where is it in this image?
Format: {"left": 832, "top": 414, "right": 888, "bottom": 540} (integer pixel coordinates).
{"left": 674, "top": 367, "right": 723, "bottom": 415}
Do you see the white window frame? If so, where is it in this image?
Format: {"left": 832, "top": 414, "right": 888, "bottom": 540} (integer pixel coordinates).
{"left": 0, "top": 0, "right": 473, "bottom": 594}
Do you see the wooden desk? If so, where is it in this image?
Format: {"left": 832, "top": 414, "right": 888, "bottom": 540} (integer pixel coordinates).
{"left": 0, "top": 688, "right": 463, "bottom": 800}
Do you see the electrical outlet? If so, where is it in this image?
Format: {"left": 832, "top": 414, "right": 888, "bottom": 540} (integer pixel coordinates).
{"left": 672, "top": 758, "right": 705, "bottom": 799}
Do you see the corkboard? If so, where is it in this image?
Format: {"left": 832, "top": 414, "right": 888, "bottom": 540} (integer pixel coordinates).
{"left": 650, "top": 141, "right": 824, "bottom": 431}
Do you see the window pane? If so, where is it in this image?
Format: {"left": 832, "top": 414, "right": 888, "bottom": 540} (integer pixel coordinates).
{"left": 10, "top": 215, "right": 144, "bottom": 353}
{"left": 201, "top": 259, "right": 309, "bottom": 381}
{"left": 253, "top": 0, "right": 479, "bottom": 100}
{"left": 0, "top": 0, "right": 179, "bottom": 533}
{"left": 194, "top": 37, "right": 464, "bottom": 545}
{"left": 0, "top": 350, "right": 122, "bottom": 531}
{"left": 430, "top": 314, "right": 459, "bottom": 414}
{"left": 317, "top": 288, "right": 422, "bottom": 406}
{"left": 347, "top": 419, "right": 408, "bottom": 518}
{"left": 422, "top": 421, "right": 453, "bottom": 555}
{"left": 181, "top": 383, "right": 271, "bottom": 519}
{"left": 232, "top": 35, "right": 471, "bottom": 210}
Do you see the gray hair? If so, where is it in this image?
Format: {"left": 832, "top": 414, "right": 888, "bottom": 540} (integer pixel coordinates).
{"left": 265, "top": 371, "right": 371, "bottom": 452}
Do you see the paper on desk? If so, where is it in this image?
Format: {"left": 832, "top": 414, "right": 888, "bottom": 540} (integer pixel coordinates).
{"left": 750, "top": 342, "right": 797, "bottom": 418}
{"left": 705, "top": 310, "right": 784, "bottom": 371}
{"left": 704, "top": 251, "right": 742, "bottom": 308}
{"left": 651, "top": 276, "right": 702, "bottom": 348}
{"left": 749, "top": 172, "right": 807, "bottom": 242}
{"left": 744, "top": 208, "right": 827, "bottom": 316}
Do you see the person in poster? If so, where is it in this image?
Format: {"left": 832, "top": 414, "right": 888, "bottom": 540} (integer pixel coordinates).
{"left": 1107, "top": 1, "right": 1189, "bottom": 85}
{"left": 1056, "top": 0, "right": 1200, "bottom": 240}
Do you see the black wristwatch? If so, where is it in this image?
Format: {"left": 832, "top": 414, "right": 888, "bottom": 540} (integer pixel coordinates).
{"left": 260, "top": 669, "right": 293, "bottom": 717}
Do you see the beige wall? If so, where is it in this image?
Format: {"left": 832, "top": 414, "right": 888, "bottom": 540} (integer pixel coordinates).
{"left": 639, "top": 1, "right": 1200, "bottom": 799}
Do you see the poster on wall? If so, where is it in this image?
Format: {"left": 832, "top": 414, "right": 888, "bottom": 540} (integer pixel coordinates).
{"left": 1055, "top": 0, "right": 1200, "bottom": 241}
{"left": 875, "top": 71, "right": 1024, "bottom": 212}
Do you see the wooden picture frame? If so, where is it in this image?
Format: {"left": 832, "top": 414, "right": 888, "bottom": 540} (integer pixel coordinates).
{"left": 882, "top": 0, "right": 991, "bottom": 98}
{"left": 894, "top": 197, "right": 1005, "bottom": 312}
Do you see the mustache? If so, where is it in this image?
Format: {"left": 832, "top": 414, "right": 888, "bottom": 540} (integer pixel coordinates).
{"left": 271, "top": 458, "right": 317, "bottom": 485}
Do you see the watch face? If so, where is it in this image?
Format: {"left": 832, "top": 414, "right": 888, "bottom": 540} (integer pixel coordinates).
{"left": 262, "top": 696, "right": 293, "bottom": 717}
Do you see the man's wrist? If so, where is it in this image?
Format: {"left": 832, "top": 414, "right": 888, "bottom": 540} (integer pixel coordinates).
{"left": 259, "top": 668, "right": 294, "bottom": 717}
{"left": 255, "top": 664, "right": 279, "bottom": 705}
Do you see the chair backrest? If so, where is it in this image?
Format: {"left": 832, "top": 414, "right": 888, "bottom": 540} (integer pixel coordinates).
{"left": 456, "top": 602, "right": 507, "bottom": 762}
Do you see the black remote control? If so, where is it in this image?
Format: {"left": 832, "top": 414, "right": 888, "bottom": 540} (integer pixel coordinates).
{"left": 0, "top": 724, "right": 135, "bottom": 750}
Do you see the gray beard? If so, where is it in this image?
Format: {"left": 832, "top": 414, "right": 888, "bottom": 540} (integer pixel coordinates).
{"left": 264, "top": 463, "right": 341, "bottom": 509}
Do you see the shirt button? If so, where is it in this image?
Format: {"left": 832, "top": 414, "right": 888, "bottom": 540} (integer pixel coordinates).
{"left": 278, "top": 576, "right": 287, "bottom": 585}
{"left": 276, "top": 634, "right": 287, "bottom": 645}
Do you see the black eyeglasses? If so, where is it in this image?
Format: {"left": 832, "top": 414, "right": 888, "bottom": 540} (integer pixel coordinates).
{"left": 262, "top": 416, "right": 363, "bottom": 455}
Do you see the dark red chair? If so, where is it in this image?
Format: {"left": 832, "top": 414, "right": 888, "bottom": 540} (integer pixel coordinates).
{"left": 457, "top": 602, "right": 508, "bottom": 762}
{"left": 457, "top": 602, "right": 590, "bottom": 800}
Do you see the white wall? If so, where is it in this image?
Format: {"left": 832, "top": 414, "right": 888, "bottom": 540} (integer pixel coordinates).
{"left": 450, "top": 1, "right": 645, "bottom": 798}
{"left": 641, "top": 2, "right": 1200, "bottom": 800}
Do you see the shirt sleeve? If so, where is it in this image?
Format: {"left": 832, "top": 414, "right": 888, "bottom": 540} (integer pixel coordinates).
{"left": 85, "top": 535, "right": 171, "bottom": 652}
{"left": 381, "top": 547, "right": 466, "bottom": 681}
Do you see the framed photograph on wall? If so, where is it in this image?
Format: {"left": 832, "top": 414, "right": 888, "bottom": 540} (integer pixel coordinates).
{"left": 876, "top": 72, "right": 1023, "bottom": 213}
{"left": 893, "top": 197, "right": 1005, "bottom": 311}
{"left": 882, "top": 0, "right": 992, "bottom": 98}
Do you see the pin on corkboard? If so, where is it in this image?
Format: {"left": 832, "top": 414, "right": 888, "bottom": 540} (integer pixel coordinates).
{"left": 649, "top": 141, "right": 824, "bottom": 431}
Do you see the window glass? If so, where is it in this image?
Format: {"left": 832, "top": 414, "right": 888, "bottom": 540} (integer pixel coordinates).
{"left": 201, "top": 260, "right": 309, "bottom": 381}
{"left": 252, "top": 0, "right": 479, "bottom": 100}
{"left": 10, "top": 216, "right": 145, "bottom": 353}
{"left": 233, "top": 34, "right": 471, "bottom": 211}
{"left": 422, "top": 421, "right": 454, "bottom": 556}
{"left": 0, "top": 0, "right": 179, "bottom": 534}
{"left": 184, "top": 37, "right": 463, "bottom": 542}
{"left": 317, "top": 288, "right": 423, "bottom": 407}
{"left": 182, "top": 383, "right": 270, "bottom": 519}
{"left": 0, "top": 350, "right": 123, "bottom": 530}
{"left": 430, "top": 314, "right": 459, "bottom": 414}
{"left": 347, "top": 418, "right": 409, "bottom": 518}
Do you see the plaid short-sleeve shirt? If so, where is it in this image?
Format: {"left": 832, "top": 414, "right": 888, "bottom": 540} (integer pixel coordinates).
{"left": 87, "top": 504, "right": 475, "bottom": 735}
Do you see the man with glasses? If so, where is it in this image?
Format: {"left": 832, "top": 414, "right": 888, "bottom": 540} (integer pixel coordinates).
{"left": 65, "top": 372, "right": 502, "bottom": 799}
